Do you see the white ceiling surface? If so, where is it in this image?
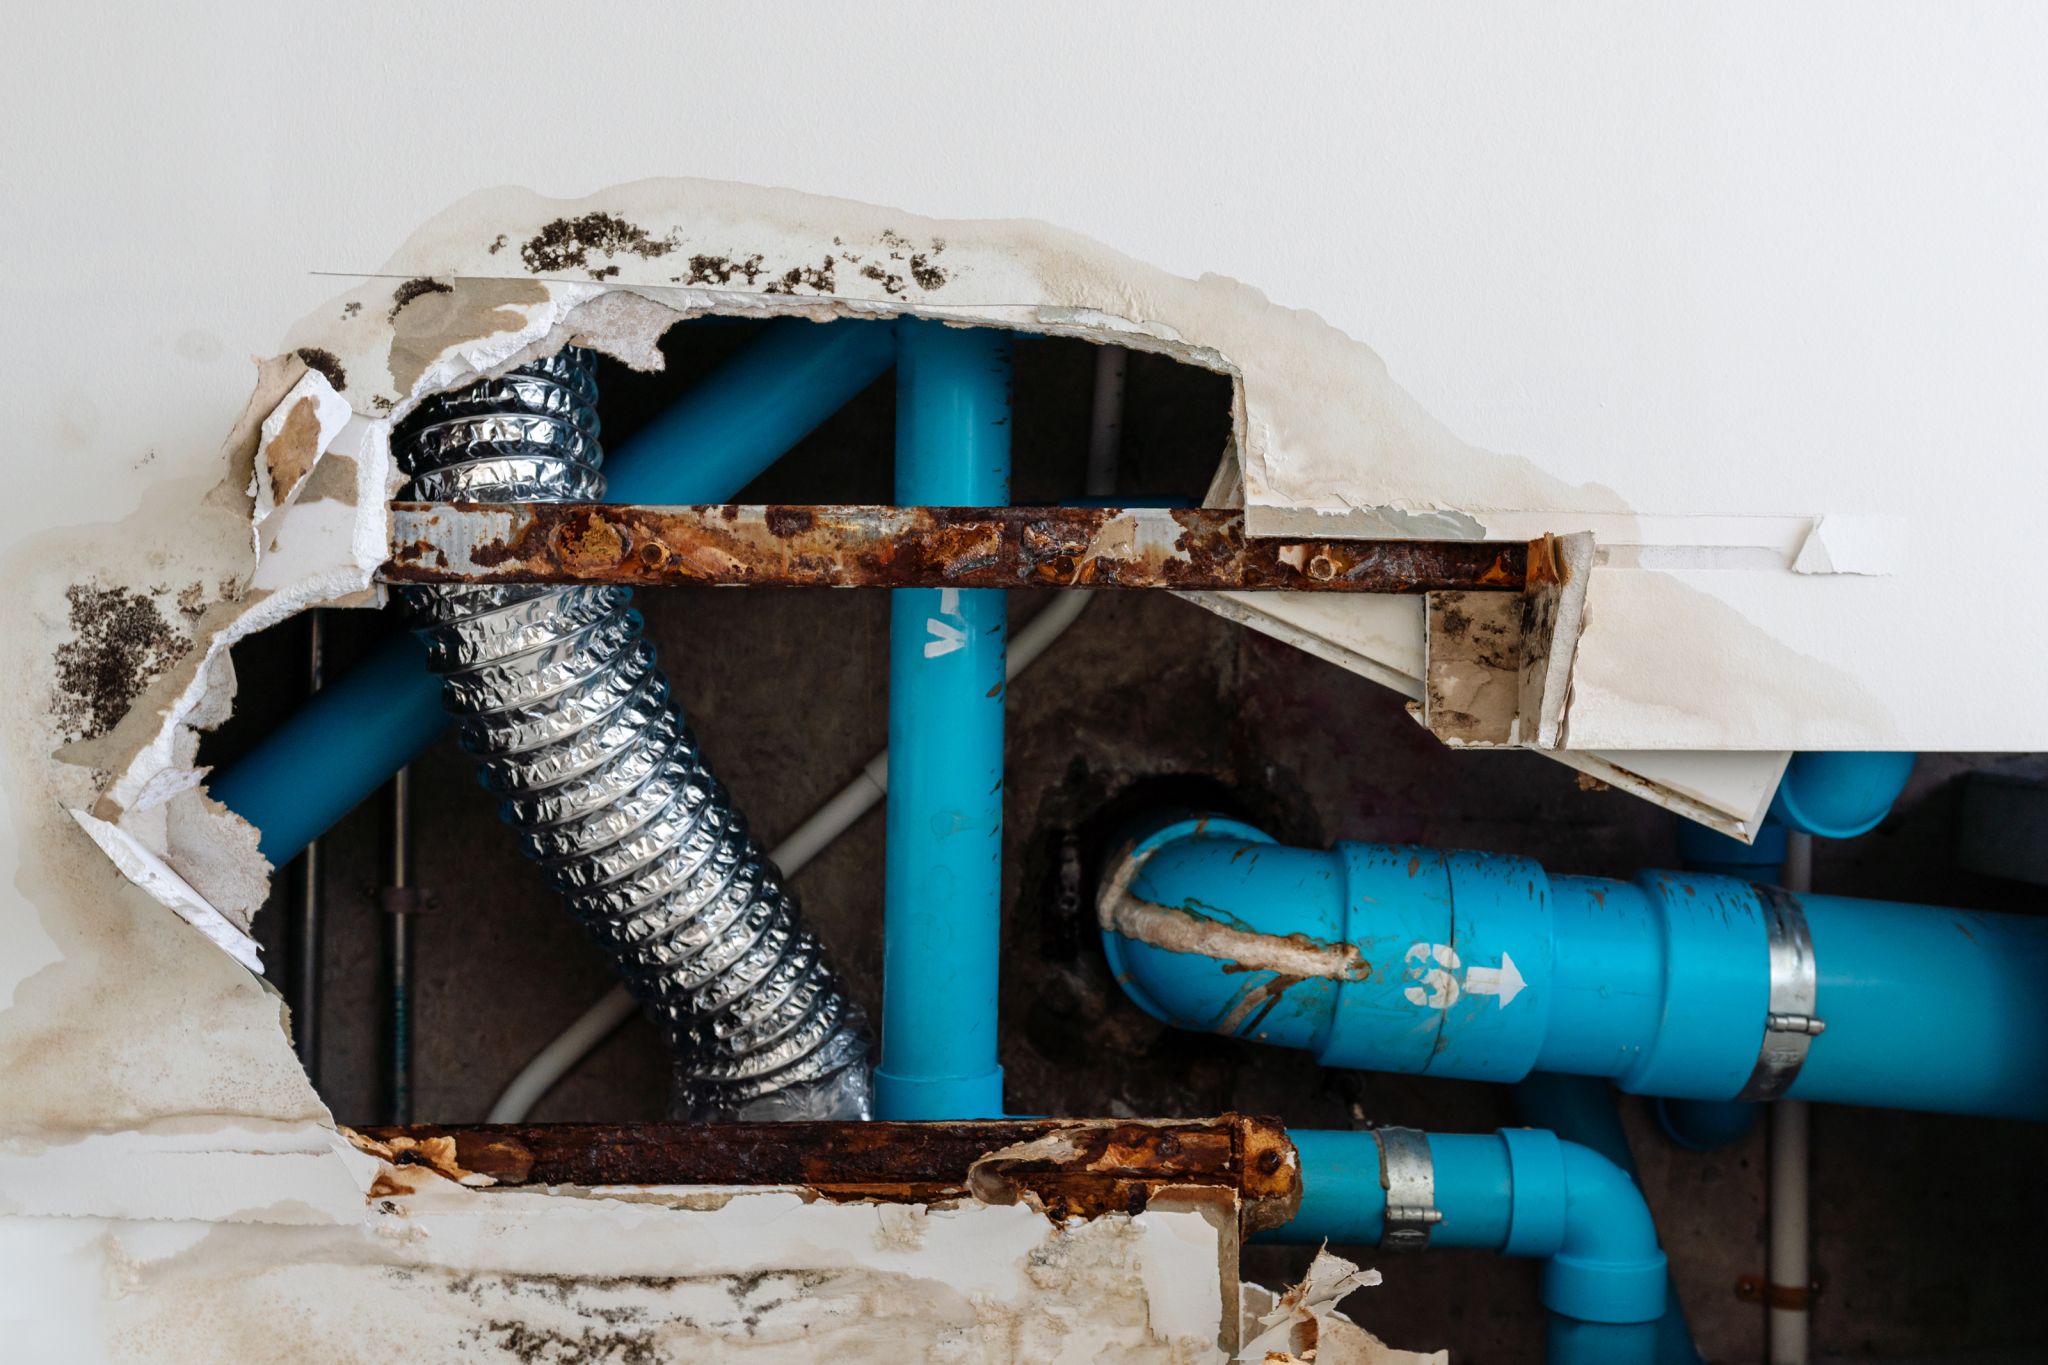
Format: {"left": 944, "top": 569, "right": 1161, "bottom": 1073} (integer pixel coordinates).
{"left": 4, "top": 5, "right": 2042, "bottom": 882}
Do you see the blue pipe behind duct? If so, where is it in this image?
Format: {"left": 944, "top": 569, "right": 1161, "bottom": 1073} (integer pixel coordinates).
{"left": 874, "top": 321, "right": 1014, "bottom": 1120}
{"left": 1100, "top": 815, "right": 2048, "bottom": 1119}
{"left": 209, "top": 320, "right": 899, "bottom": 869}
{"left": 1265, "top": 1128, "right": 1668, "bottom": 1364}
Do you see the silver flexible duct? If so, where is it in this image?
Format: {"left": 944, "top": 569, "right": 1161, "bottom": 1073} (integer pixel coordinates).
{"left": 391, "top": 347, "right": 873, "bottom": 1120}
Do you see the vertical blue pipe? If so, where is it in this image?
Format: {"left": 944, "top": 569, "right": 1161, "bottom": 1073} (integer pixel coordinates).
{"left": 875, "top": 322, "right": 1013, "bottom": 1120}
{"left": 210, "top": 320, "right": 898, "bottom": 869}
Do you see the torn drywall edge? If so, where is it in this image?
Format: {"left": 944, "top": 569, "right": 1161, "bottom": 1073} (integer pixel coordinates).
{"left": 247, "top": 370, "right": 353, "bottom": 547}
{"left": 67, "top": 809, "right": 259, "bottom": 970}
{"left": 1186, "top": 588, "right": 1788, "bottom": 836}
{"left": 1237, "top": 1248, "right": 1384, "bottom": 1361}
{"left": 14, "top": 1189, "right": 1237, "bottom": 1363}
{"left": 0, "top": 1120, "right": 377, "bottom": 1225}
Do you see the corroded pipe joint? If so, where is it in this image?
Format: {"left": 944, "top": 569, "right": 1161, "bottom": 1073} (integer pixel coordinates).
{"left": 392, "top": 348, "right": 872, "bottom": 1120}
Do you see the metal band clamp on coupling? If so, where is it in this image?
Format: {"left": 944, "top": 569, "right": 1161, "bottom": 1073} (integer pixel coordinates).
{"left": 1738, "top": 885, "right": 1826, "bottom": 1102}
{"left": 1375, "top": 1126, "right": 1442, "bottom": 1251}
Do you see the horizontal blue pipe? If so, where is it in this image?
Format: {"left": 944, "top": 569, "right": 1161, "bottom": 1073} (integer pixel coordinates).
{"left": 1269, "top": 1128, "right": 1667, "bottom": 1364}
{"left": 875, "top": 321, "right": 1013, "bottom": 1120}
{"left": 1101, "top": 816, "right": 2048, "bottom": 1119}
{"left": 211, "top": 321, "right": 898, "bottom": 869}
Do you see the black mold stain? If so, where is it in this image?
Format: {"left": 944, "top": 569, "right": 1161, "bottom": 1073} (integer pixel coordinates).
{"left": 389, "top": 276, "right": 454, "bottom": 321}
{"left": 294, "top": 347, "right": 347, "bottom": 392}
{"left": 909, "top": 252, "right": 948, "bottom": 290}
{"left": 50, "top": 583, "right": 192, "bottom": 742}
{"left": 341, "top": 301, "right": 362, "bottom": 319}
{"left": 761, "top": 256, "right": 836, "bottom": 296}
{"left": 520, "top": 213, "right": 677, "bottom": 278}
{"left": 488, "top": 233, "right": 509, "bottom": 254}
{"left": 860, "top": 263, "right": 905, "bottom": 296}
{"left": 475, "top": 1321, "right": 660, "bottom": 1365}
{"left": 684, "top": 253, "right": 766, "bottom": 287}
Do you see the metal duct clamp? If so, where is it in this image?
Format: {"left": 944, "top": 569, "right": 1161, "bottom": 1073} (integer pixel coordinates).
{"left": 1738, "top": 885, "right": 1826, "bottom": 1102}
{"left": 1375, "top": 1126, "right": 1443, "bottom": 1251}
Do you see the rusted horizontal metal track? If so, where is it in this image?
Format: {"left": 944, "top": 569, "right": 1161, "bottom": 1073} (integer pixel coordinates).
{"left": 382, "top": 502, "right": 1528, "bottom": 592}
{"left": 353, "top": 1114, "right": 1300, "bottom": 1231}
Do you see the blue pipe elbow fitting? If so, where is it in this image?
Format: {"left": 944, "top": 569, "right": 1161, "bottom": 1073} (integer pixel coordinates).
{"left": 211, "top": 319, "right": 899, "bottom": 869}
{"left": 1101, "top": 815, "right": 2048, "bottom": 1119}
{"left": 1273, "top": 1128, "right": 1667, "bottom": 1363}
{"left": 1767, "top": 751, "right": 1915, "bottom": 839}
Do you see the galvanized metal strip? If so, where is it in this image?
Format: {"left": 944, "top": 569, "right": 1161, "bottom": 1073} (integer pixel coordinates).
{"left": 1375, "top": 1126, "right": 1442, "bottom": 1251}
{"left": 1737, "top": 885, "right": 1826, "bottom": 1102}
{"left": 382, "top": 502, "right": 1529, "bottom": 593}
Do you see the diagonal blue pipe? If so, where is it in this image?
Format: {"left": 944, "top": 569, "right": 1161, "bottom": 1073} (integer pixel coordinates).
{"left": 210, "top": 320, "right": 898, "bottom": 868}
{"left": 874, "top": 321, "right": 1014, "bottom": 1120}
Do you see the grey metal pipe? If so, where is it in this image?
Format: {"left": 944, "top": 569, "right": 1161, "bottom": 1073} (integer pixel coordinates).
{"left": 390, "top": 348, "right": 872, "bottom": 1120}
{"left": 382, "top": 764, "right": 416, "bottom": 1124}
{"left": 291, "top": 610, "right": 325, "bottom": 1086}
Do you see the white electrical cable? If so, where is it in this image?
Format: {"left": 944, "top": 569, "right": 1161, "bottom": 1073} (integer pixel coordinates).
{"left": 485, "top": 346, "right": 1127, "bottom": 1123}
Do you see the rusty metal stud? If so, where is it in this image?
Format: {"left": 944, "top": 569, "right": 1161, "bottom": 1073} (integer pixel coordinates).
{"left": 384, "top": 503, "right": 1529, "bottom": 594}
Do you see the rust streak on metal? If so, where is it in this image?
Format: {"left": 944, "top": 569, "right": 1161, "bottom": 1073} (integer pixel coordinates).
{"left": 382, "top": 503, "right": 1528, "bottom": 594}
{"left": 356, "top": 1114, "right": 1302, "bottom": 1233}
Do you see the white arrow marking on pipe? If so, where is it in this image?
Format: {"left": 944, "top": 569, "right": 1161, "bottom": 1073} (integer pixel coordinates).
{"left": 925, "top": 588, "right": 967, "bottom": 658}
{"left": 1401, "top": 942, "right": 1525, "bottom": 1010}
{"left": 1462, "top": 952, "right": 1526, "bottom": 1008}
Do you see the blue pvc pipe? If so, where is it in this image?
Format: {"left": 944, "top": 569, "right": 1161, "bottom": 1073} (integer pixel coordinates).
{"left": 1515, "top": 1074, "right": 1705, "bottom": 1365}
{"left": 1102, "top": 816, "right": 2048, "bottom": 1119}
{"left": 1269, "top": 1128, "right": 1668, "bottom": 1364}
{"left": 874, "top": 322, "right": 1014, "bottom": 1120}
{"left": 1768, "top": 751, "right": 1916, "bottom": 839}
{"left": 1653, "top": 1096, "right": 1760, "bottom": 1153}
{"left": 210, "top": 320, "right": 899, "bottom": 869}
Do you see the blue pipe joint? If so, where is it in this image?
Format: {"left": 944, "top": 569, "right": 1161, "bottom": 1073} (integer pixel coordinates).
{"left": 1101, "top": 819, "right": 1558, "bottom": 1082}
{"left": 1102, "top": 814, "right": 2048, "bottom": 1117}
{"left": 1516, "top": 1130, "right": 1669, "bottom": 1327}
{"left": 1768, "top": 751, "right": 1915, "bottom": 839}
{"left": 1275, "top": 1128, "right": 1666, "bottom": 1359}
